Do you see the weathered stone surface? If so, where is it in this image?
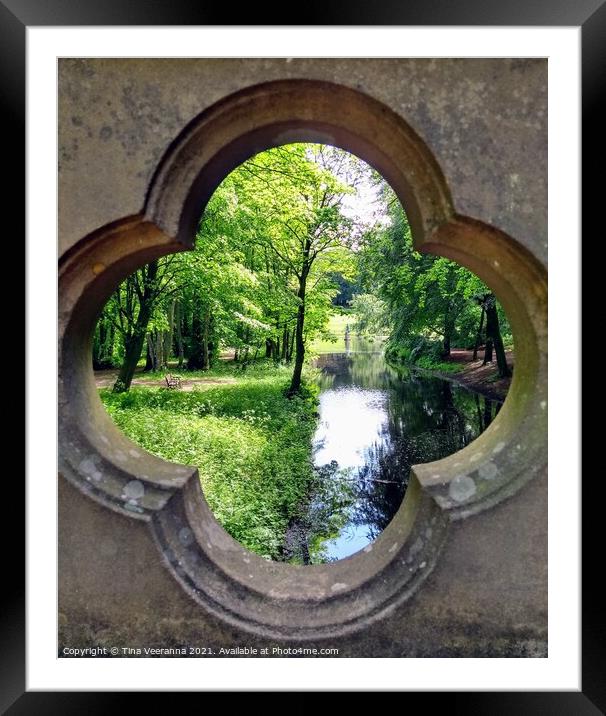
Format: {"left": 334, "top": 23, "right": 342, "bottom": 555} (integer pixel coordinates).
{"left": 59, "top": 467, "right": 546, "bottom": 656}
{"left": 59, "top": 58, "right": 547, "bottom": 261}
{"left": 58, "top": 58, "right": 547, "bottom": 657}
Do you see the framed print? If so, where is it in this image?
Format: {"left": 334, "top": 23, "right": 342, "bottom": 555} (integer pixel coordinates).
{"left": 12, "top": 0, "right": 596, "bottom": 707}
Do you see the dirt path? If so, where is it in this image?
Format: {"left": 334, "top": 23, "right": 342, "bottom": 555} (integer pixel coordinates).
{"left": 413, "top": 348, "right": 513, "bottom": 402}
{"left": 94, "top": 368, "right": 236, "bottom": 391}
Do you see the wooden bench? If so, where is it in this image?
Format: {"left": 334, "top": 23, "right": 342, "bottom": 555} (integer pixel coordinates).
{"left": 164, "top": 374, "right": 182, "bottom": 390}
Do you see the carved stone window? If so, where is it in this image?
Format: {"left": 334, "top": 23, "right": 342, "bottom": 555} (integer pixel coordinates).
{"left": 59, "top": 79, "right": 546, "bottom": 639}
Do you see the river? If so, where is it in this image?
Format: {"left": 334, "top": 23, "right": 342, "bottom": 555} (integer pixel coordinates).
{"left": 282, "top": 335, "right": 502, "bottom": 564}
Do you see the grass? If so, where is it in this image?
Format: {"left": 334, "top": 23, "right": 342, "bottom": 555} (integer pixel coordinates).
{"left": 122, "top": 359, "right": 259, "bottom": 383}
{"left": 323, "top": 311, "right": 352, "bottom": 335}
{"left": 308, "top": 312, "right": 353, "bottom": 354}
{"left": 309, "top": 310, "right": 387, "bottom": 355}
{"left": 100, "top": 360, "right": 320, "bottom": 560}
{"left": 413, "top": 356, "right": 465, "bottom": 373}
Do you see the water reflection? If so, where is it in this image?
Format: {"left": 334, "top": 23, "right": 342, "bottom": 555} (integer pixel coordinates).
{"left": 284, "top": 341, "right": 502, "bottom": 564}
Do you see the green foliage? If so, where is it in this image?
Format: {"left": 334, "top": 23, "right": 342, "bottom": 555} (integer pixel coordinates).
{"left": 356, "top": 183, "right": 512, "bottom": 361}
{"left": 384, "top": 337, "right": 460, "bottom": 372}
{"left": 350, "top": 293, "right": 390, "bottom": 335}
{"left": 413, "top": 356, "right": 464, "bottom": 373}
{"left": 100, "top": 362, "right": 319, "bottom": 560}
{"left": 199, "top": 143, "right": 370, "bottom": 383}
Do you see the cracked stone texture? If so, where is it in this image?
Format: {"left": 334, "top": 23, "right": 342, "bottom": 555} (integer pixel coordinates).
{"left": 59, "top": 58, "right": 547, "bottom": 264}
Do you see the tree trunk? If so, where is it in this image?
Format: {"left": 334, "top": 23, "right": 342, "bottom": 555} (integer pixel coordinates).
{"left": 207, "top": 314, "right": 216, "bottom": 366}
{"left": 93, "top": 318, "right": 115, "bottom": 369}
{"left": 144, "top": 333, "right": 154, "bottom": 372}
{"left": 241, "top": 327, "right": 250, "bottom": 363}
{"left": 288, "top": 300, "right": 306, "bottom": 395}
{"left": 163, "top": 299, "right": 175, "bottom": 368}
{"left": 483, "top": 337, "right": 494, "bottom": 365}
{"left": 485, "top": 295, "right": 511, "bottom": 377}
{"left": 156, "top": 330, "right": 164, "bottom": 371}
{"left": 443, "top": 333, "right": 451, "bottom": 357}
{"left": 442, "top": 310, "right": 455, "bottom": 357}
{"left": 113, "top": 307, "right": 152, "bottom": 391}
{"left": 112, "top": 260, "right": 159, "bottom": 392}
{"left": 187, "top": 302, "right": 211, "bottom": 370}
{"left": 146, "top": 330, "right": 162, "bottom": 372}
{"left": 288, "top": 328, "right": 295, "bottom": 362}
{"left": 288, "top": 243, "right": 311, "bottom": 396}
{"left": 473, "top": 304, "right": 485, "bottom": 360}
{"left": 104, "top": 322, "right": 115, "bottom": 366}
{"left": 175, "top": 300, "right": 184, "bottom": 368}
{"left": 92, "top": 321, "right": 105, "bottom": 370}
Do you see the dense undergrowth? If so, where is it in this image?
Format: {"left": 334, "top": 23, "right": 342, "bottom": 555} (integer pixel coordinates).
{"left": 100, "top": 361, "right": 319, "bottom": 560}
{"left": 384, "top": 338, "right": 464, "bottom": 374}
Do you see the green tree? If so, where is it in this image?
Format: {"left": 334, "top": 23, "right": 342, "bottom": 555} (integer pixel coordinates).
{"left": 479, "top": 293, "right": 511, "bottom": 377}
{"left": 205, "top": 144, "right": 363, "bottom": 394}
{"left": 357, "top": 182, "right": 511, "bottom": 364}
{"left": 109, "top": 258, "right": 183, "bottom": 392}
{"left": 350, "top": 293, "right": 390, "bottom": 335}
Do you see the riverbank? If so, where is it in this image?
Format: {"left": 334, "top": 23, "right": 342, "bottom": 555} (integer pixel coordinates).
{"left": 99, "top": 360, "right": 319, "bottom": 560}
{"left": 404, "top": 348, "right": 513, "bottom": 402}
{"left": 96, "top": 346, "right": 507, "bottom": 564}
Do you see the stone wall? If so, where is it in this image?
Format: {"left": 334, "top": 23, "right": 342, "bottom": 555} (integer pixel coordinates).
{"left": 58, "top": 58, "right": 547, "bottom": 657}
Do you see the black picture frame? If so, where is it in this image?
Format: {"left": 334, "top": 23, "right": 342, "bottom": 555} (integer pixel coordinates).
{"left": 11, "top": 1, "right": 596, "bottom": 708}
